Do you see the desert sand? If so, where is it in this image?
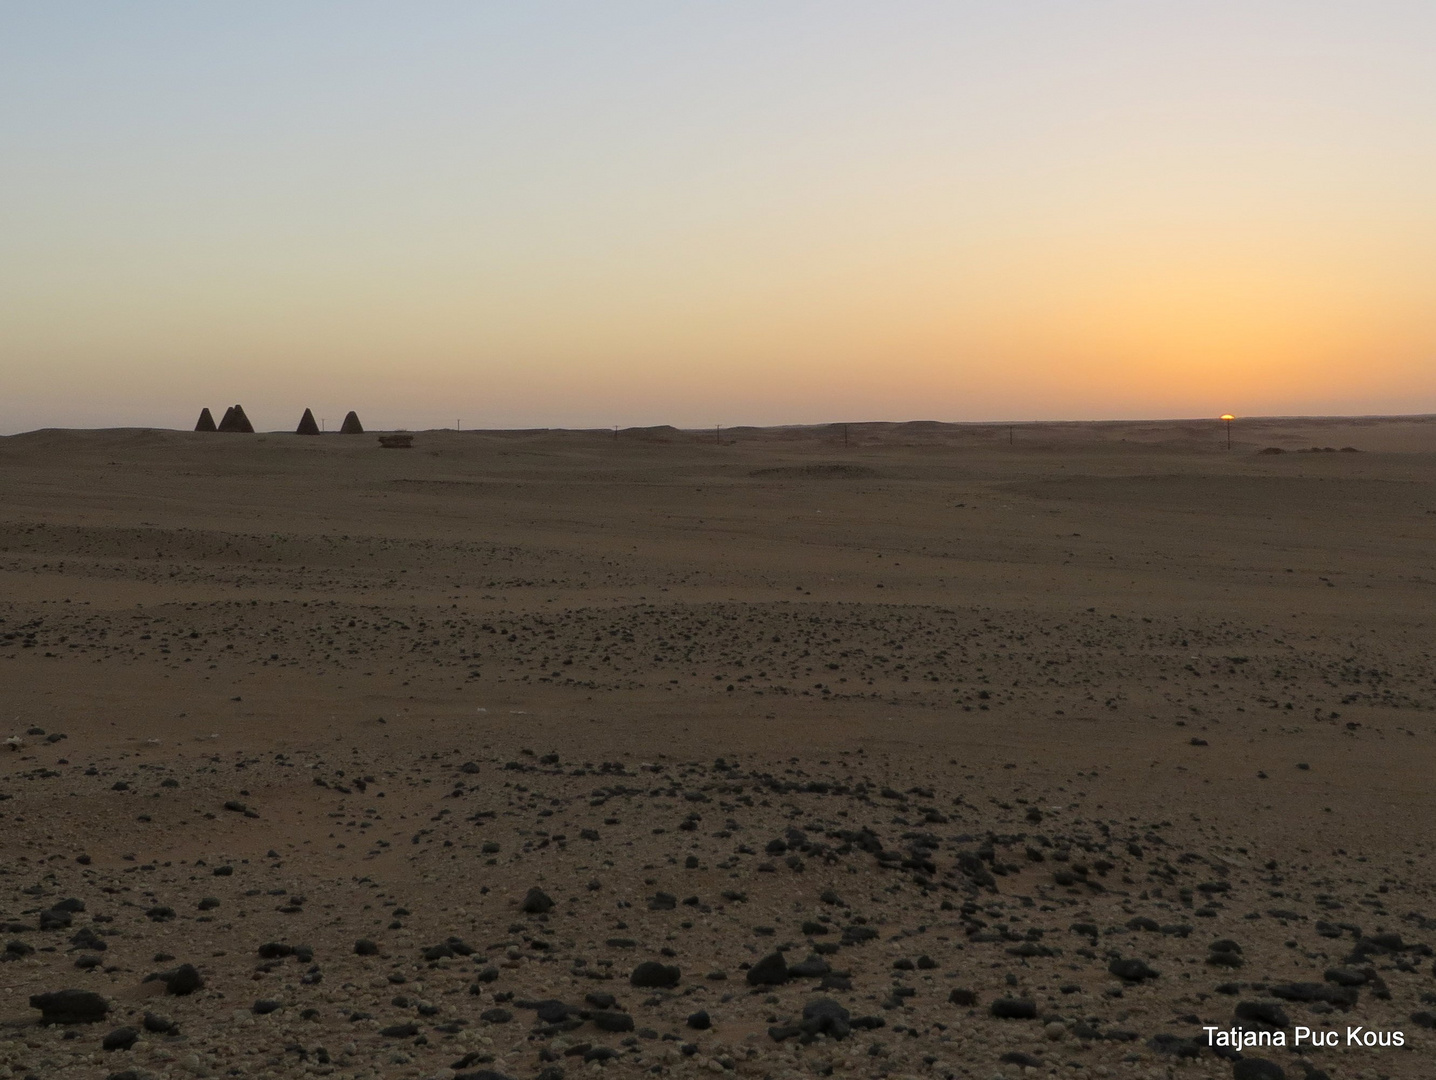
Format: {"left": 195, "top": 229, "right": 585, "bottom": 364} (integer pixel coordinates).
{"left": 3, "top": 416, "right": 1436, "bottom": 1080}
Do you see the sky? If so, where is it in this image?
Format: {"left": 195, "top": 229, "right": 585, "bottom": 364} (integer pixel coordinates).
{"left": 2, "top": 1, "right": 1434, "bottom": 433}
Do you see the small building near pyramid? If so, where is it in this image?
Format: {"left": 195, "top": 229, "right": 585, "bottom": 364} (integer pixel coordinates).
{"left": 296, "top": 408, "right": 320, "bottom": 435}
{"left": 218, "top": 404, "right": 255, "bottom": 433}
{"left": 339, "top": 411, "right": 364, "bottom": 434}
{"left": 194, "top": 408, "right": 217, "bottom": 432}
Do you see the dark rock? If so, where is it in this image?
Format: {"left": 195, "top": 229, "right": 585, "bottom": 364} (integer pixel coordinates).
{"left": 841, "top": 924, "right": 879, "bottom": 945}
{"left": 590, "top": 1010, "right": 635, "bottom": 1033}
{"left": 142, "top": 1012, "right": 177, "bottom": 1034}
{"left": 788, "top": 954, "right": 831, "bottom": 978}
{"left": 160, "top": 964, "right": 204, "bottom": 996}
{"left": 379, "top": 1022, "right": 420, "bottom": 1038}
{"left": 1148, "top": 1034, "right": 1200, "bottom": 1058}
{"left": 800, "top": 998, "right": 851, "bottom": 1039}
{"left": 534, "top": 1000, "right": 576, "bottom": 1023}
{"left": 1108, "top": 958, "right": 1159, "bottom": 982}
{"left": 71, "top": 926, "right": 107, "bottom": 952}
{"left": 687, "top": 1009, "right": 711, "bottom": 1030}
{"left": 252, "top": 999, "right": 282, "bottom": 1015}
{"left": 521, "top": 888, "right": 555, "bottom": 914}
{"left": 1234, "top": 1000, "right": 1290, "bottom": 1029}
{"left": 480, "top": 1008, "right": 512, "bottom": 1024}
{"left": 949, "top": 988, "right": 978, "bottom": 1007}
{"left": 102, "top": 1026, "right": 139, "bottom": 1051}
{"left": 354, "top": 939, "right": 380, "bottom": 956}
{"left": 630, "top": 961, "right": 680, "bottom": 988}
{"left": 1232, "top": 1060, "right": 1286, "bottom": 1080}
{"left": 746, "top": 952, "right": 789, "bottom": 986}
{"left": 990, "top": 998, "right": 1037, "bottom": 1019}
{"left": 30, "top": 989, "right": 111, "bottom": 1024}
{"left": 1323, "top": 966, "right": 1367, "bottom": 986}
{"left": 1269, "top": 982, "right": 1357, "bottom": 1009}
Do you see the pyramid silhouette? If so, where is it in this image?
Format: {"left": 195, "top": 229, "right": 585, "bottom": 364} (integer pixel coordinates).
{"left": 339, "top": 410, "right": 364, "bottom": 434}
{"left": 218, "top": 404, "right": 254, "bottom": 433}
{"left": 194, "top": 408, "right": 217, "bottom": 432}
{"left": 296, "top": 408, "right": 320, "bottom": 435}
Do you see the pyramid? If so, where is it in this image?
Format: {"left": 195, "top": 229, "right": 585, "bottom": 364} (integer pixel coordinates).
{"left": 296, "top": 408, "right": 320, "bottom": 435}
{"left": 194, "top": 408, "right": 217, "bottom": 432}
{"left": 339, "top": 410, "right": 364, "bottom": 434}
{"left": 218, "top": 404, "right": 254, "bottom": 433}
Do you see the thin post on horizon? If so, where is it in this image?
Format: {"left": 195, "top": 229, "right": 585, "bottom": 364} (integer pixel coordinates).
{"left": 1221, "top": 414, "right": 1235, "bottom": 450}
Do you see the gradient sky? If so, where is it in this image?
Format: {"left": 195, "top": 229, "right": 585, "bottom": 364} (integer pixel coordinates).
{"left": 2, "top": 2, "right": 1434, "bottom": 432}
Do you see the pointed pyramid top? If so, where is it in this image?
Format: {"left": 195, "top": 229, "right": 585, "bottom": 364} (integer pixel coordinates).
{"left": 218, "top": 404, "right": 255, "bottom": 433}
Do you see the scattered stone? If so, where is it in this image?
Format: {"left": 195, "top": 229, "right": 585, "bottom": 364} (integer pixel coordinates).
{"left": 990, "top": 998, "right": 1037, "bottom": 1020}
{"left": 521, "top": 887, "right": 555, "bottom": 914}
{"left": 102, "top": 1026, "right": 139, "bottom": 1051}
{"left": 746, "top": 951, "right": 789, "bottom": 986}
{"left": 630, "top": 961, "right": 681, "bottom": 988}
{"left": 30, "top": 989, "right": 111, "bottom": 1024}
{"left": 1108, "top": 957, "right": 1159, "bottom": 982}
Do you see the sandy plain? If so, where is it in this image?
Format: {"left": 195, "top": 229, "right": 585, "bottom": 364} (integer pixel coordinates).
{"left": 2, "top": 416, "right": 1436, "bottom": 1080}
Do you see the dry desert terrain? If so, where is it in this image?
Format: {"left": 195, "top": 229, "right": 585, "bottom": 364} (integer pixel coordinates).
{"left": 3, "top": 417, "right": 1436, "bottom": 1080}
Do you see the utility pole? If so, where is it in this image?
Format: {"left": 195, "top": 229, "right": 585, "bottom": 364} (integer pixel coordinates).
{"left": 613, "top": 425, "right": 618, "bottom": 442}
{"left": 456, "top": 419, "right": 461, "bottom": 432}
{"left": 715, "top": 425, "right": 721, "bottom": 445}
{"left": 1221, "top": 414, "right": 1235, "bottom": 450}
{"left": 321, "top": 418, "right": 326, "bottom": 432}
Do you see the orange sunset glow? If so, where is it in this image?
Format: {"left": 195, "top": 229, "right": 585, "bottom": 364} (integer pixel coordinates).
{"left": 2, "top": 3, "right": 1434, "bottom": 432}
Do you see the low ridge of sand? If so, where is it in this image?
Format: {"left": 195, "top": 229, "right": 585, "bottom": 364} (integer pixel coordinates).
{"left": 2, "top": 420, "right": 1435, "bottom": 1080}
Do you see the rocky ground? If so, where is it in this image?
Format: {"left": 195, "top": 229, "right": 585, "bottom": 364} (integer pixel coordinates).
{"left": 3, "top": 422, "right": 1436, "bottom": 1080}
